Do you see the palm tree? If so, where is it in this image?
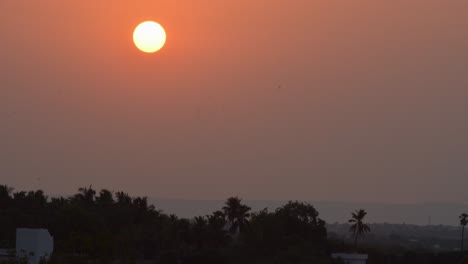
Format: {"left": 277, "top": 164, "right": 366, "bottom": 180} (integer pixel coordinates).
{"left": 460, "top": 213, "right": 468, "bottom": 255}
{"left": 115, "top": 191, "right": 132, "bottom": 206}
{"left": 222, "top": 197, "right": 251, "bottom": 235}
{"left": 348, "top": 209, "right": 371, "bottom": 248}
{"left": 96, "top": 189, "right": 114, "bottom": 208}
{"left": 207, "top": 211, "right": 227, "bottom": 231}
{"left": 207, "top": 210, "right": 229, "bottom": 246}
{"left": 74, "top": 185, "right": 96, "bottom": 206}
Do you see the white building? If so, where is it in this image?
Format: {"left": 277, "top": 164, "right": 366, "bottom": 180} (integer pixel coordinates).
{"left": 16, "top": 229, "right": 54, "bottom": 264}
{"left": 331, "top": 253, "right": 368, "bottom": 264}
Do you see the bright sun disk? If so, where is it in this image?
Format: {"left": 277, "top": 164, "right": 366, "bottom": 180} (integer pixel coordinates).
{"left": 133, "top": 21, "right": 166, "bottom": 53}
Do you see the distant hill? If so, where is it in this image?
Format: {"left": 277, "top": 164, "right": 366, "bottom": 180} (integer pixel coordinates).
{"left": 149, "top": 198, "right": 468, "bottom": 226}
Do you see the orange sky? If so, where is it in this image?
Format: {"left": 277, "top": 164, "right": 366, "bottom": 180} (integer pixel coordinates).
{"left": 2, "top": 0, "right": 468, "bottom": 203}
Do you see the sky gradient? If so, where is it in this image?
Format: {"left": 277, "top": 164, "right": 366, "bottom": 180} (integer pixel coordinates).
{"left": 2, "top": 0, "right": 468, "bottom": 203}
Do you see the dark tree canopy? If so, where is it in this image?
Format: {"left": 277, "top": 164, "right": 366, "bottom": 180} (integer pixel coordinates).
{"left": 0, "top": 187, "right": 335, "bottom": 263}
{"left": 1, "top": 186, "right": 458, "bottom": 264}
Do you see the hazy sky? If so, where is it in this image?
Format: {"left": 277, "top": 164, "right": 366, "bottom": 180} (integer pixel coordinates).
{"left": 2, "top": 0, "right": 468, "bottom": 203}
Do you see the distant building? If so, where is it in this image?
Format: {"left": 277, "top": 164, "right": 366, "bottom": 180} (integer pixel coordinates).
{"left": 331, "top": 253, "right": 368, "bottom": 264}
{"left": 16, "top": 228, "right": 54, "bottom": 264}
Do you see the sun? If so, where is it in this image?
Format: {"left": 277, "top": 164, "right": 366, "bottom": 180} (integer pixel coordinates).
{"left": 133, "top": 21, "right": 166, "bottom": 53}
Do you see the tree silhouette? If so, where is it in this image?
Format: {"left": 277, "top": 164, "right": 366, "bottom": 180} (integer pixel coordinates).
{"left": 349, "top": 209, "right": 370, "bottom": 248}
{"left": 73, "top": 185, "right": 96, "bottom": 207}
{"left": 0, "top": 185, "right": 13, "bottom": 208}
{"left": 0, "top": 187, "right": 335, "bottom": 263}
{"left": 192, "top": 216, "right": 208, "bottom": 249}
{"left": 247, "top": 201, "right": 327, "bottom": 255}
{"left": 115, "top": 191, "right": 132, "bottom": 206}
{"left": 460, "top": 213, "right": 468, "bottom": 256}
{"left": 96, "top": 189, "right": 114, "bottom": 208}
{"left": 206, "top": 210, "right": 229, "bottom": 247}
{"left": 222, "top": 197, "right": 251, "bottom": 235}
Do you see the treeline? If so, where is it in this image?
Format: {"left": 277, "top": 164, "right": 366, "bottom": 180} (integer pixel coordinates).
{"left": 1, "top": 185, "right": 466, "bottom": 264}
{"left": 0, "top": 186, "right": 332, "bottom": 264}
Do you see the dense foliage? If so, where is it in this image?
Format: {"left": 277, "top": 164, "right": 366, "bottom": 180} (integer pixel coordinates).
{"left": 0, "top": 186, "right": 330, "bottom": 263}
{"left": 1, "top": 185, "right": 466, "bottom": 264}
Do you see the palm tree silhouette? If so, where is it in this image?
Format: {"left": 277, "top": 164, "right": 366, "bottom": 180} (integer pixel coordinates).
{"left": 74, "top": 186, "right": 96, "bottom": 207}
{"left": 460, "top": 213, "right": 468, "bottom": 256}
{"left": 96, "top": 189, "right": 114, "bottom": 207}
{"left": 206, "top": 210, "right": 229, "bottom": 247}
{"left": 222, "top": 197, "right": 251, "bottom": 235}
{"left": 349, "top": 209, "right": 371, "bottom": 249}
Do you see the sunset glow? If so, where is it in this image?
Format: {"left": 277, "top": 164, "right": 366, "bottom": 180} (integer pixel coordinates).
{"left": 3, "top": 0, "right": 468, "bottom": 225}
{"left": 133, "top": 21, "right": 166, "bottom": 53}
